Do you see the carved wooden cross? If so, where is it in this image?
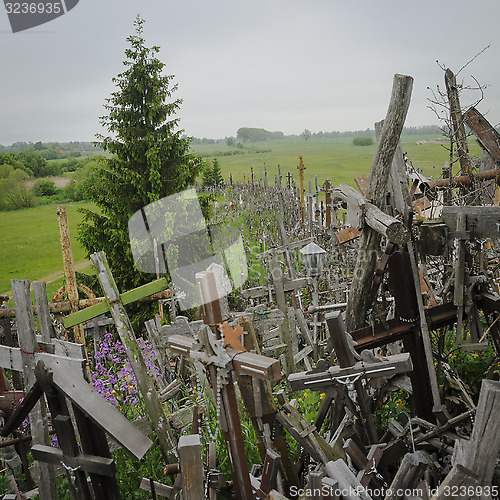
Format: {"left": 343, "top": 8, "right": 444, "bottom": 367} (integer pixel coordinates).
{"left": 64, "top": 251, "right": 177, "bottom": 459}
{"left": 168, "top": 270, "right": 281, "bottom": 500}
{"left": 1, "top": 358, "right": 151, "bottom": 500}
{"left": 297, "top": 156, "right": 306, "bottom": 226}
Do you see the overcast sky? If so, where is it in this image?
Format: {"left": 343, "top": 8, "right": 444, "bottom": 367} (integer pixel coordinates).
{"left": 1, "top": 0, "right": 499, "bottom": 145}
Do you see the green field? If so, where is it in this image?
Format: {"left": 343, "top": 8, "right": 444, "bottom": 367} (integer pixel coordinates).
{"left": 1, "top": 135, "right": 480, "bottom": 300}
{"left": 0, "top": 202, "right": 95, "bottom": 298}
{"left": 192, "top": 135, "right": 478, "bottom": 187}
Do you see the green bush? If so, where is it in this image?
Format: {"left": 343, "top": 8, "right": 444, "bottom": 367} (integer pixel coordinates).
{"left": 353, "top": 137, "right": 374, "bottom": 146}
{"left": 33, "top": 178, "right": 57, "bottom": 196}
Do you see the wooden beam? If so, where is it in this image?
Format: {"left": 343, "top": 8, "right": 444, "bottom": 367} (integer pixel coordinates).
{"left": 333, "top": 184, "right": 410, "bottom": 244}
{"left": 346, "top": 74, "right": 413, "bottom": 332}
{"left": 178, "top": 434, "right": 205, "bottom": 500}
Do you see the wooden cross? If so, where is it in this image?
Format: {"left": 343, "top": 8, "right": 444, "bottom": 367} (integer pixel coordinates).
{"left": 64, "top": 251, "right": 177, "bottom": 459}
{"left": 343, "top": 439, "right": 388, "bottom": 491}
{"left": 1, "top": 358, "right": 151, "bottom": 500}
{"left": 286, "top": 172, "right": 293, "bottom": 190}
{"left": 325, "top": 311, "right": 381, "bottom": 445}
{"left": 168, "top": 270, "right": 282, "bottom": 500}
{"left": 307, "top": 180, "right": 314, "bottom": 235}
{"left": 322, "top": 179, "right": 333, "bottom": 230}
{"left": 297, "top": 156, "right": 306, "bottom": 227}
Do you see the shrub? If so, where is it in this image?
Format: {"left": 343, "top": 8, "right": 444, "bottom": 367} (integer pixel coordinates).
{"left": 33, "top": 178, "right": 57, "bottom": 196}
{"left": 353, "top": 137, "right": 374, "bottom": 146}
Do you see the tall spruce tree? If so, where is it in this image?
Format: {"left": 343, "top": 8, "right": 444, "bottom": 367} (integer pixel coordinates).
{"left": 211, "top": 158, "right": 224, "bottom": 187}
{"left": 78, "top": 16, "right": 203, "bottom": 314}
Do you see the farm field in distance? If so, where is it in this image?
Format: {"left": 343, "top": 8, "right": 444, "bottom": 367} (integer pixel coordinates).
{"left": 1, "top": 134, "right": 479, "bottom": 300}
{"left": 192, "top": 134, "right": 479, "bottom": 186}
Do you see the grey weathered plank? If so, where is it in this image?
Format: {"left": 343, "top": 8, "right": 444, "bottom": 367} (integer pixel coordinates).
{"left": 42, "top": 355, "right": 152, "bottom": 460}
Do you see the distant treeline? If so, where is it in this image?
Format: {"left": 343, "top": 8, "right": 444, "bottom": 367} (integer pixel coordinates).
{"left": 191, "top": 125, "right": 444, "bottom": 145}
{"left": 0, "top": 141, "right": 102, "bottom": 157}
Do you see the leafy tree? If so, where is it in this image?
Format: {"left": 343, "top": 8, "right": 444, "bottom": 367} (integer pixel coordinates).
{"left": 352, "top": 137, "right": 374, "bottom": 146}
{"left": 78, "top": 16, "right": 203, "bottom": 313}
{"left": 202, "top": 163, "right": 214, "bottom": 188}
{"left": 301, "top": 129, "right": 312, "bottom": 140}
{"left": 202, "top": 159, "right": 224, "bottom": 188}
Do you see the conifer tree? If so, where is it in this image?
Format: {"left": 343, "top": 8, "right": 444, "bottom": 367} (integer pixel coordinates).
{"left": 78, "top": 16, "right": 203, "bottom": 306}
{"left": 211, "top": 158, "right": 224, "bottom": 187}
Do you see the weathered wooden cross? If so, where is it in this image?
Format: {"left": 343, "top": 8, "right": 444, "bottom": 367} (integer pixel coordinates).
{"left": 63, "top": 251, "right": 177, "bottom": 459}
{"left": 1, "top": 357, "right": 152, "bottom": 500}
{"left": 168, "top": 270, "right": 282, "bottom": 500}
{"left": 297, "top": 156, "right": 306, "bottom": 227}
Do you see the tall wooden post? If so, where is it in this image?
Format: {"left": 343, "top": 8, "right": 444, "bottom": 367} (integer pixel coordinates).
{"left": 268, "top": 251, "right": 294, "bottom": 375}
{"left": 323, "top": 179, "right": 332, "bottom": 229}
{"left": 11, "top": 280, "right": 56, "bottom": 500}
{"left": 346, "top": 74, "right": 413, "bottom": 332}
{"left": 297, "top": 156, "right": 306, "bottom": 227}
{"left": 56, "top": 206, "right": 85, "bottom": 345}
{"left": 445, "top": 68, "right": 471, "bottom": 175}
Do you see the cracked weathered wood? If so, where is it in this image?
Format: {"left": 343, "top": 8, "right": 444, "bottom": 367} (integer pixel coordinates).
{"left": 11, "top": 279, "right": 57, "bottom": 500}
{"left": 346, "top": 74, "right": 413, "bottom": 331}
{"left": 90, "top": 252, "right": 177, "bottom": 458}
{"left": 333, "top": 184, "right": 410, "bottom": 244}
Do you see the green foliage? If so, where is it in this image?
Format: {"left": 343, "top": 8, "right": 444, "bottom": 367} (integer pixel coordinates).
{"left": 236, "top": 127, "right": 284, "bottom": 142}
{"left": 32, "top": 178, "right": 57, "bottom": 196}
{"left": 352, "top": 137, "right": 374, "bottom": 146}
{"left": 202, "top": 158, "right": 224, "bottom": 188}
{"left": 0, "top": 169, "right": 33, "bottom": 210}
{"left": 65, "top": 159, "right": 102, "bottom": 201}
{"left": 78, "top": 16, "right": 203, "bottom": 318}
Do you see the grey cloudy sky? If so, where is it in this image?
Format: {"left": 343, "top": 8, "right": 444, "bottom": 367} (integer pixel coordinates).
{"left": 1, "top": 0, "right": 499, "bottom": 145}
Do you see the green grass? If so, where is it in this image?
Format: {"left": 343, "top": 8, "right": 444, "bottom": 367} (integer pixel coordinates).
{"left": 1, "top": 135, "right": 482, "bottom": 301}
{"left": 193, "top": 135, "right": 482, "bottom": 187}
{"left": 0, "top": 202, "right": 95, "bottom": 297}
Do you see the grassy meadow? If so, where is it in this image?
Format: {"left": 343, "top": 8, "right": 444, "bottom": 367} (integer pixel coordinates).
{"left": 1, "top": 134, "right": 480, "bottom": 299}
{"left": 0, "top": 202, "right": 95, "bottom": 298}
{"left": 192, "top": 135, "right": 479, "bottom": 187}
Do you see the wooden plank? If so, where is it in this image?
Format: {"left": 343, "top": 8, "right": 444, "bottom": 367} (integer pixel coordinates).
{"left": 178, "top": 434, "right": 205, "bottom": 500}
{"left": 335, "top": 226, "right": 363, "bottom": 245}
{"left": 385, "top": 451, "right": 430, "bottom": 500}
{"left": 11, "top": 279, "right": 57, "bottom": 500}
{"left": 464, "top": 106, "right": 500, "bottom": 163}
{"left": 442, "top": 206, "right": 500, "bottom": 241}
{"left": 31, "top": 444, "right": 115, "bottom": 477}
{"left": 429, "top": 464, "right": 480, "bottom": 500}
{"left": 139, "top": 477, "right": 173, "bottom": 497}
{"left": 63, "top": 278, "right": 168, "bottom": 328}
{"left": 355, "top": 174, "right": 369, "bottom": 196}
{"left": 460, "top": 379, "right": 500, "bottom": 488}
{"left": 324, "top": 459, "right": 373, "bottom": 500}
{"left": 43, "top": 356, "right": 152, "bottom": 460}
{"left": 288, "top": 353, "right": 413, "bottom": 392}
